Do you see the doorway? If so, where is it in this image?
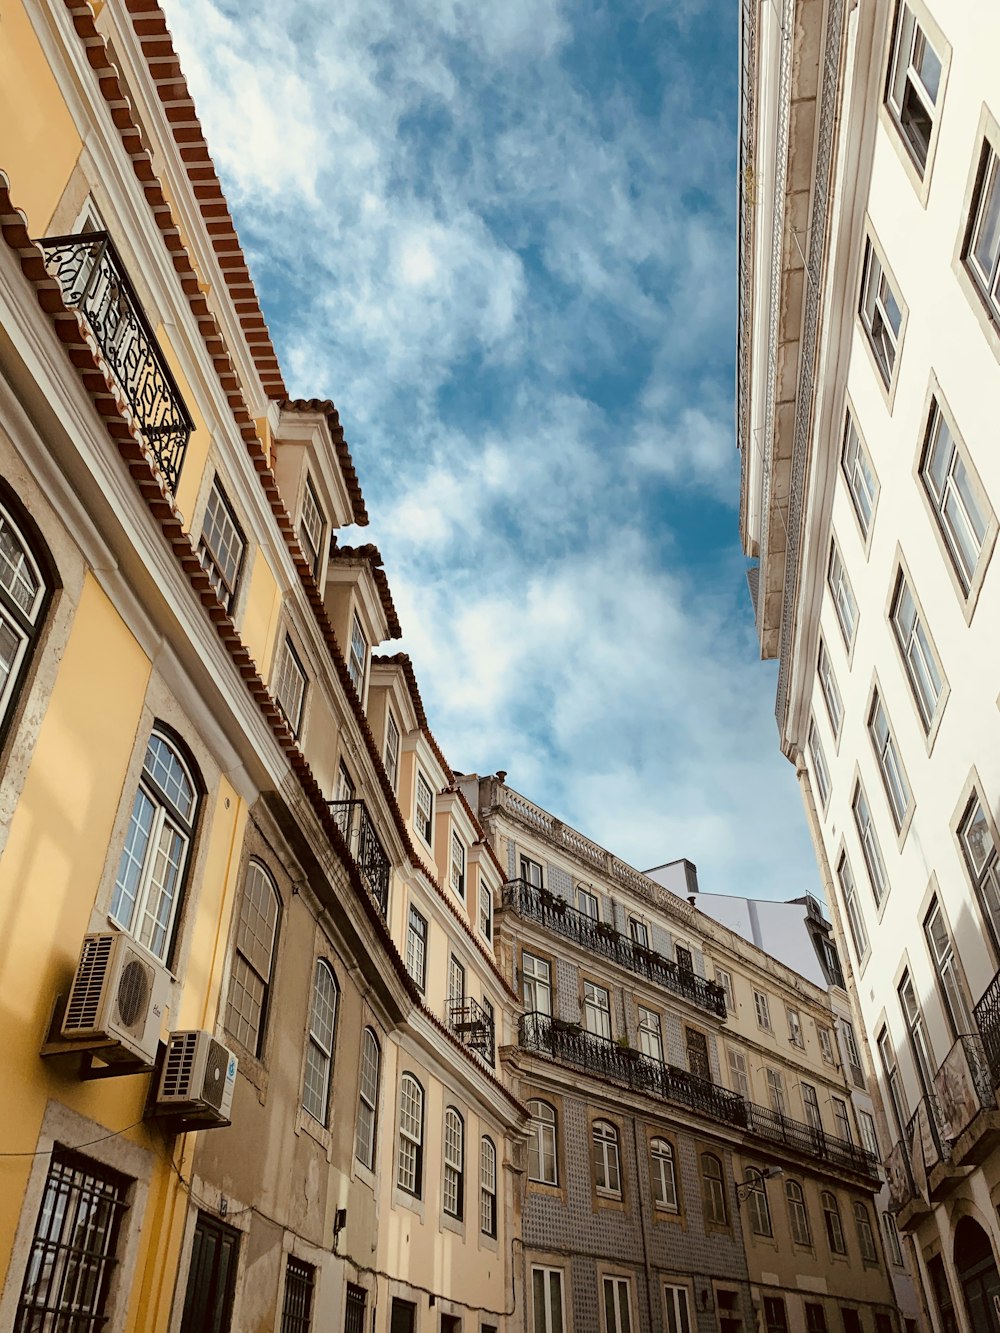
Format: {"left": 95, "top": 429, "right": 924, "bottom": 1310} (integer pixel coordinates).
{"left": 954, "top": 1216, "right": 1000, "bottom": 1333}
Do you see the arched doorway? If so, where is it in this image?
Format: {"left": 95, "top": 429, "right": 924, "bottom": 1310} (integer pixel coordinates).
{"left": 954, "top": 1217, "right": 1000, "bottom": 1333}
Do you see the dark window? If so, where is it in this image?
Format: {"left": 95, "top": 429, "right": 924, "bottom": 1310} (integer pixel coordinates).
{"left": 685, "top": 1027, "right": 710, "bottom": 1080}
{"left": 225, "top": 860, "right": 280, "bottom": 1056}
{"left": 391, "top": 1298, "right": 417, "bottom": 1333}
{"left": 442, "top": 1318, "right": 462, "bottom": 1333}
{"left": 927, "top": 1255, "right": 960, "bottom": 1333}
{"left": 841, "top": 1311, "right": 863, "bottom": 1333}
{"left": 280, "top": 1257, "right": 314, "bottom": 1333}
{"left": 676, "top": 945, "right": 693, "bottom": 971}
{"left": 764, "top": 1297, "right": 789, "bottom": 1333}
{"left": 15, "top": 1148, "right": 129, "bottom": 1333}
{"left": 180, "top": 1213, "right": 240, "bottom": 1333}
{"left": 875, "top": 1317, "right": 894, "bottom": 1333}
{"left": 0, "top": 494, "right": 52, "bottom": 750}
{"left": 345, "top": 1284, "right": 367, "bottom": 1333}
{"left": 806, "top": 1307, "right": 829, "bottom": 1333}
{"left": 198, "top": 478, "right": 245, "bottom": 611}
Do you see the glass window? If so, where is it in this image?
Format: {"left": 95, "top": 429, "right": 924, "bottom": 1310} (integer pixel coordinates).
{"left": 638, "top": 1007, "right": 663, "bottom": 1062}
{"left": 479, "top": 881, "right": 493, "bottom": 941}
{"left": 531, "top": 1268, "right": 564, "bottom": 1333}
{"left": 832, "top": 1097, "right": 852, "bottom": 1143}
{"left": 302, "top": 960, "right": 337, "bottom": 1125}
{"left": 0, "top": 499, "right": 48, "bottom": 740}
{"left": 685, "top": 1027, "right": 710, "bottom": 1081}
{"left": 899, "top": 971, "right": 934, "bottom": 1093}
{"left": 415, "top": 774, "right": 434, "bottom": 844}
{"left": 577, "top": 887, "right": 600, "bottom": 920}
{"left": 753, "top": 990, "right": 772, "bottom": 1031}
{"left": 882, "top": 1211, "right": 904, "bottom": 1266}
{"left": 878, "top": 1026, "right": 910, "bottom": 1137}
{"left": 384, "top": 713, "right": 400, "bottom": 792}
{"left": 397, "top": 1074, "right": 424, "bottom": 1196}
{"left": 280, "top": 1256, "right": 315, "bottom": 1333}
{"left": 355, "top": 1028, "right": 381, "bottom": 1169}
{"left": 809, "top": 718, "right": 832, "bottom": 810}
{"left": 700, "top": 1153, "right": 727, "bottom": 1226}
{"left": 522, "top": 953, "right": 552, "bottom": 1015}
{"left": 715, "top": 968, "right": 735, "bottom": 1014}
{"left": 841, "top": 1019, "right": 865, "bottom": 1088}
{"left": 480, "top": 1137, "right": 497, "bottom": 1237}
{"left": 966, "top": 140, "right": 1000, "bottom": 322}
{"left": 802, "top": 1083, "right": 822, "bottom": 1132}
{"left": 629, "top": 917, "right": 649, "bottom": 948}
{"left": 852, "top": 782, "right": 889, "bottom": 908}
{"left": 890, "top": 570, "right": 945, "bottom": 730}
{"left": 859, "top": 1110, "right": 880, "bottom": 1158}
{"left": 859, "top": 238, "right": 903, "bottom": 385}
{"left": 919, "top": 399, "right": 991, "bottom": 595}
{"left": 763, "top": 1296, "right": 788, "bottom": 1333}
{"left": 299, "top": 477, "right": 325, "bottom": 577}
{"left": 837, "top": 853, "right": 870, "bottom": 961}
{"left": 198, "top": 479, "right": 244, "bottom": 612}
{"left": 111, "top": 729, "right": 199, "bottom": 963}
{"left": 821, "top": 1191, "right": 847, "bottom": 1255}
{"left": 448, "top": 955, "right": 466, "bottom": 1008}
{"left": 728, "top": 1048, "right": 750, "bottom": 1099}
{"left": 226, "top": 860, "right": 280, "bottom": 1055}
{"left": 592, "top": 1120, "right": 621, "bottom": 1197}
{"left": 527, "top": 1100, "right": 558, "bottom": 1185}
{"left": 786, "top": 1180, "right": 811, "bottom": 1246}
{"left": 584, "top": 982, "right": 612, "bottom": 1039}
{"left": 345, "top": 1284, "right": 367, "bottom": 1333}
{"left": 958, "top": 795, "right": 1000, "bottom": 952}
{"left": 406, "top": 906, "right": 427, "bottom": 990}
{"left": 828, "top": 540, "right": 858, "bottom": 646}
{"left": 348, "top": 612, "right": 368, "bottom": 695}
{"left": 766, "top": 1068, "right": 786, "bottom": 1116}
{"left": 817, "top": 639, "right": 844, "bottom": 736}
{"left": 650, "top": 1138, "right": 678, "bottom": 1211}
{"left": 274, "top": 637, "right": 307, "bottom": 736}
{"left": 867, "top": 692, "right": 912, "bottom": 831}
{"left": 885, "top": 3, "right": 943, "bottom": 172}
{"left": 744, "top": 1167, "right": 772, "bottom": 1236}
{"left": 806, "top": 1307, "right": 828, "bottom": 1333}
{"left": 787, "top": 1007, "right": 804, "bottom": 1048}
{"left": 663, "top": 1286, "right": 691, "bottom": 1333}
{"left": 520, "top": 855, "right": 543, "bottom": 888}
{"left": 450, "top": 832, "right": 466, "bottom": 899}
{"left": 853, "top": 1201, "right": 879, "bottom": 1263}
{"left": 603, "top": 1277, "right": 633, "bottom": 1333}
{"left": 924, "top": 899, "right": 972, "bottom": 1038}
{"left": 841, "top": 411, "right": 878, "bottom": 537}
{"left": 818, "top": 1027, "right": 835, "bottom": 1064}
{"left": 443, "top": 1107, "right": 464, "bottom": 1219}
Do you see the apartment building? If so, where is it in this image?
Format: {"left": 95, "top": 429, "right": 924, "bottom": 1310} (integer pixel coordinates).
{"left": 0, "top": 3, "right": 522, "bottom": 1330}
{"left": 739, "top": 0, "right": 1000, "bottom": 1325}
{"left": 462, "top": 775, "right": 902, "bottom": 1333}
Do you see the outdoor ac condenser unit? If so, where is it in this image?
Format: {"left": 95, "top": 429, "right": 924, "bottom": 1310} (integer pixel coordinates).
{"left": 60, "top": 931, "right": 169, "bottom": 1067}
{"left": 156, "top": 1030, "right": 238, "bottom": 1125}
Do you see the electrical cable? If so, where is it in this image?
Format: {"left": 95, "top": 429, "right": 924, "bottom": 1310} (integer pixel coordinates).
{"left": 0, "top": 1118, "right": 147, "bottom": 1159}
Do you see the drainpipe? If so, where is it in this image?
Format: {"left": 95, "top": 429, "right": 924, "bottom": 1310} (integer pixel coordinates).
{"left": 631, "top": 1117, "right": 658, "bottom": 1333}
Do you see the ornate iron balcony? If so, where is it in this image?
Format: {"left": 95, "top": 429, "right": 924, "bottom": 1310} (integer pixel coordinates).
{"left": 329, "top": 799, "right": 390, "bottom": 918}
{"left": 934, "top": 1031, "right": 997, "bottom": 1147}
{"left": 502, "top": 879, "right": 727, "bottom": 1018}
{"left": 743, "top": 1102, "right": 879, "bottom": 1180}
{"left": 974, "top": 968, "right": 1000, "bottom": 1087}
{"left": 37, "top": 231, "right": 193, "bottom": 491}
{"left": 449, "top": 997, "right": 495, "bottom": 1064}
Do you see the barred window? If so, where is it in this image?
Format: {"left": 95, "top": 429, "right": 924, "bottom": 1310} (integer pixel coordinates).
{"left": 302, "top": 961, "right": 338, "bottom": 1125}
{"left": 480, "top": 1136, "right": 497, "bottom": 1237}
{"left": 198, "top": 478, "right": 244, "bottom": 611}
{"left": 226, "top": 860, "right": 280, "bottom": 1055}
{"left": 280, "top": 1256, "right": 315, "bottom": 1333}
{"left": 355, "top": 1027, "right": 381, "bottom": 1169}
{"left": 397, "top": 1074, "right": 424, "bottom": 1196}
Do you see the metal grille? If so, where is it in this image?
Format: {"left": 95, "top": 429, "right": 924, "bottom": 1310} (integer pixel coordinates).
{"left": 345, "top": 1284, "right": 367, "bottom": 1333}
{"left": 64, "top": 935, "right": 114, "bottom": 1033}
{"left": 280, "top": 1257, "right": 314, "bottom": 1333}
{"left": 328, "top": 799, "right": 391, "bottom": 917}
{"left": 15, "top": 1148, "right": 129, "bottom": 1332}
{"left": 449, "top": 996, "right": 495, "bottom": 1063}
{"left": 974, "top": 968, "right": 1000, "bottom": 1086}
{"left": 36, "top": 232, "right": 193, "bottom": 492}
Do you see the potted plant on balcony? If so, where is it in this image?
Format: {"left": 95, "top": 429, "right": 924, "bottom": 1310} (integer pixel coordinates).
{"left": 595, "top": 921, "right": 617, "bottom": 941}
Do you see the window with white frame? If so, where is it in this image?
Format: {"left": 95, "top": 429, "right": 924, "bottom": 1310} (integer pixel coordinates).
{"left": 817, "top": 639, "right": 844, "bottom": 736}
{"left": 808, "top": 717, "right": 832, "bottom": 810}
{"left": 852, "top": 782, "right": 888, "bottom": 906}
{"left": 958, "top": 795, "right": 1000, "bottom": 952}
{"left": 919, "top": 398, "right": 992, "bottom": 595}
{"left": 583, "top": 981, "right": 612, "bottom": 1039}
{"left": 481, "top": 994, "right": 495, "bottom": 1067}
{"left": 867, "top": 691, "right": 912, "bottom": 831}
{"left": 531, "top": 1268, "right": 565, "bottom": 1333}
{"left": 299, "top": 476, "right": 326, "bottom": 577}
{"left": 448, "top": 954, "right": 466, "bottom": 1009}
{"left": 527, "top": 1100, "right": 558, "bottom": 1184}
{"left": 479, "top": 881, "right": 493, "bottom": 940}
{"left": 355, "top": 1027, "right": 380, "bottom": 1169}
{"left": 650, "top": 1138, "right": 678, "bottom": 1210}
{"left": 727, "top": 1047, "right": 750, "bottom": 1099}
{"left": 818, "top": 1026, "right": 835, "bottom": 1065}
{"left": 226, "top": 859, "right": 280, "bottom": 1055}
{"left": 822, "top": 1191, "right": 847, "bottom": 1255}
{"left": 384, "top": 712, "right": 400, "bottom": 792}
{"left": 281, "top": 1256, "right": 314, "bottom": 1333}
{"left": 841, "top": 411, "right": 878, "bottom": 538}
{"left": 853, "top": 1201, "right": 879, "bottom": 1264}
{"left": 111, "top": 728, "right": 199, "bottom": 963}
{"left": 415, "top": 773, "right": 434, "bottom": 844}
{"left": 638, "top": 1006, "right": 663, "bottom": 1062}
{"left": 765, "top": 1067, "right": 786, "bottom": 1115}
{"left": 859, "top": 238, "right": 903, "bottom": 385}
{"left": 0, "top": 498, "right": 49, "bottom": 741}
{"left": 882, "top": 1211, "right": 904, "bottom": 1266}
{"left": 577, "top": 887, "right": 599, "bottom": 920}
{"left": 450, "top": 832, "right": 466, "bottom": 899}
{"left": 522, "top": 952, "right": 552, "bottom": 1015}
{"left": 480, "top": 1136, "right": 497, "bottom": 1238}
{"left": 899, "top": 971, "right": 934, "bottom": 1092}
{"left": 715, "top": 968, "right": 735, "bottom": 1014}
{"left": 520, "top": 855, "right": 543, "bottom": 888}
{"left": 302, "top": 960, "right": 337, "bottom": 1125}
{"left": 878, "top": 1026, "right": 909, "bottom": 1136}
{"left": 405, "top": 905, "right": 427, "bottom": 990}
{"left": 832, "top": 1096, "right": 852, "bottom": 1143}
{"left": 965, "top": 139, "right": 1000, "bottom": 324}
{"left": 397, "top": 1074, "right": 424, "bottom": 1196}
{"left": 602, "top": 1276, "right": 633, "bottom": 1333}
{"left": 592, "top": 1120, "right": 621, "bottom": 1197}
{"left": 753, "top": 989, "right": 772, "bottom": 1031}
{"left": 348, "top": 612, "right": 368, "bottom": 695}
{"left": 744, "top": 1167, "right": 772, "bottom": 1236}
{"left": 663, "top": 1285, "right": 692, "bottom": 1333}
{"left": 443, "top": 1107, "right": 464, "bottom": 1219}
{"left": 828, "top": 539, "right": 859, "bottom": 647}
{"left": 785, "top": 1180, "right": 811, "bottom": 1246}
{"left": 274, "top": 636, "right": 307, "bottom": 736}
{"left": 700, "top": 1153, "right": 727, "bottom": 1226}
{"left": 198, "top": 478, "right": 244, "bottom": 611}
{"left": 890, "top": 569, "right": 945, "bottom": 729}
{"left": 885, "top": 3, "right": 943, "bottom": 173}
{"left": 841, "top": 1019, "right": 866, "bottom": 1088}
{"left": 859, "top": 1110, "right": 880, "bottom": 1158}
{"left": 801, "top": 1082, "right": 823, "bottom": 1132}
{"left": 837, "top": 852, "right": 870, "bottom": 961}
{"left": 786, "top": 1007, "right": 804, "bottom": 1048}
{"left": 924, "top": 898, "right": 972, "bottom": 1039}
{"left": 629, "top": 917, "right": 649, "bottom": 948}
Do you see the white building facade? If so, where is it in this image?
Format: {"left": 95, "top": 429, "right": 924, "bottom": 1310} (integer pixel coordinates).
{"left": 739, "top": 0, "right": 1000, "bottom": 1328}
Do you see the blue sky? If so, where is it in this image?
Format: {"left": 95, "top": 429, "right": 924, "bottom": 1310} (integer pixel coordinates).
{"left": 162, "top": 0, "right": 820, "bottom": 901}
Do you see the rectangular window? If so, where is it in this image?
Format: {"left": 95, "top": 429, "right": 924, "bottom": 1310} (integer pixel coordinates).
{"left": 299, "top": 477, "right": 326, "bottom": 576}
{"left": 924, "top": 898, "right": 972, "bottom": 1038}
{"left": 629, "top": 917, "right": 649, "bottom": 948}
{"left": 753, "top": 989, "right": 772, "bottom": 1031}
{"left": 817, "top": 639, "right": 844, "bottom": 736}
{"left": 786, "top": 1007, "right": 803, "bottom": 1048}
{"left": 965, "top": 139, "right": 1000, "bottom": 324}
{"left": 384, "top": 713, "right": 400, "bottom": 792}
{"left": 16, "top": 1149, "right": 129, "bottom": 1330}
{"left": 766, "top": 1067, "right": 786, "bottom": 1116}
{"left": 883, "top": 1211, "right": 904, "bottom": 1266}
{"left": 584, "top": 981, "right": 612, "bottom": 1039}
{"left": 522, "top": 952, "right": 552, "bottom": 1015}
{"left": 763, "top": 1297, "right": 789, "bottom": 1333}
{"left": 479, "top": 881, "right": 493, "bottom": 941}
{"left": 638, "top": 1006, "right": 663, "bottom": 1062}
{"left": 842, "top": 411, "right": 878, "bottom": 538}
{"left": 198, "top": 478, "right": 245, "bottom": 611}
{"left": 841, "top": 1019, "right": 866, "bottom": 1089}
{"left": 281, "top": 1257, "right": 315, "bottom": 1333}
{"left": 481, "top": 995, "right": 495, "bottom": 1066}
{"left": 890, "top": 569, "right": 945, "bottom": 729}
{"left": 919, "top": 398, "right": 992, "bottom": 595}
{"left": 532, "top": 1268, "right": 565, "bottom": 1333}
{"left": 832, "top": 1096, "right": 852, "bottom": 1143}
{"left": 805, "top": 1305, "right": 828, "bottom": 1333}
{"left": 819, "top": 1027, "right": 835, "bottom": 1064}
{"left": 415, "top": 773, "right": 434, "bottom": 844}
{"left": 837, "top": 853, "right": 870, "bottom": 961}
{"left": 885, "top": 3, "right": 943, "bottom": 173}
{"left": 274, "top": 636, "right": 307, "bottom": 736}
{"left": 391, "top": 1299, "right": 417, "bottom": 1333}
{"left": 603, "top": 1277, "right": 633, "bottom": 1333}
{"left": 520, "top": 855, "right": 543, "bottom": 888}
{"left": 348, "top": 612, "right": 368, "bottom": 695}
{"left": 448, "top": 954, "right": 466, "bottom": 1007}
{"left": 480, "top": 1137, "right": 497, "bottom": 1237}
{"left": 808, "top": 718, "right": 832, "bottom": 810}
{"left": 859, "top": 1110, "right": 880, "bottom": 1158}
{"left": 853, "top": 783, "right": 888, "bottom": 906}
{"left": 958, "top": 795, "right": 1000, "bottom": 951}
{"left": 880, "top": 1025, "right": 911, "bottom": 1136}
{"left": 685, "top": 1026, "right": 710, "bottom": 1081}
{"left": 577, "top": 887, "right": 599, "bottom": 920}
{"left": 801, "top": 1082, "right": 822, "bottom": 1131}
{"left": 715, "top": 968, "right": 735, "bottom": 1014}
{"left": 676, "top": 944, "right": 694, "bottom": 972}
{"left": 345, "top": 1284, "right": 368, "bottom": 1333}
{"left": 663, "top": 1285, "right": 692, "bottom": 1333}
{"left": 828, "top": 539, "right": 858, "bottom": 647}
{"left": 450, "top": 832, "right": 466, "bottom": 899}
{"left": 868, "top": 692, "right": 912, "bottom": 831}
{"left": 406, "top": 906, "right": 427, "bottom": 990}
{"left": 899, "top": 971, "right": 934, "bottom": 1092}
{"left": 859, "top": 237, "right": 903, "bottom": 385}
{"left": 728, "top": 1047, "right": 750, "bottom": 1099}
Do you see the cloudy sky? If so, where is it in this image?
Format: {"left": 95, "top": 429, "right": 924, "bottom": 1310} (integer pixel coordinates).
{"left": 161, "top": 0, "right": 820, "bottom": 901}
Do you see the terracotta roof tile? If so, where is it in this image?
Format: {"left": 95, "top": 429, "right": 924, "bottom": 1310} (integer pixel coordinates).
{"left": 281, "top": 398, "right": 368, "bottom": 527}
{"left": 329, "top": 539, "right": 401, "bottom": 639}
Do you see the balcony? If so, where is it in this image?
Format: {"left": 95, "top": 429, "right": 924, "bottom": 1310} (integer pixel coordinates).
{"left": 329, "top": 799, "right": 390, "bottom": 917}
{"left": 934, "top": 1032, "right": 1000, "bottom": 1167}
{"left": 449, "top": 997, "right": 495, "bottom": 1064}
{"left": 974, "top": 969, "right": 1000, "bottom": 1087}
{"left": 37, "top": 232, "right": 193, "bottom": 491}
{"left": 743, "top": 1102, "right": 879, "bottom": 1181}
{"left": 502, "top": 879, "right": 727, "bottom": 1018}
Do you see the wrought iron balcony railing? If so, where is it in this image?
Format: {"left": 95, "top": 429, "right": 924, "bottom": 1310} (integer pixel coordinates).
{"left": 329, "top": 799, "right": 390, "bottom": 918}
{"left": 933, "top": 1031, "right": 996, "bottom": 1144}
{"left": 37, "top": 231, "right": 193, "bottom": 491}
{"left": 449, "top": 997, "right": 495, "bottom": 1064}
{"left": 974, "top": 968, "right": 1000, "bottom": 1087}
{"left": 503, "top": 879, "right": 727, "bottom": 1018}
{"left": 743, "top": 1102, "right": 879, "bottom": 1180}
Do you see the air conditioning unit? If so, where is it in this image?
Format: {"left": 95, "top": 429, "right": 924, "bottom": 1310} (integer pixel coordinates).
{"left": 60, "top": 932, "right": 169, "bottom": 1067}
{"left": 155, "top": 1030, "right": 238, "bottom": 1125}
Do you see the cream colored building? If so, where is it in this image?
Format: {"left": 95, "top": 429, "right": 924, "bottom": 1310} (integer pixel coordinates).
{"left": 739, "top": 0, "right": 1000, "bottom": 1326}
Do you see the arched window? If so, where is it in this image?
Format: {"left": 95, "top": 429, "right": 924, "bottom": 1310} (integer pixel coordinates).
{"left": 649, "top": 1138, "right": 678, "bottom": 1211}
{"left": 700, "top": 1153, "right": 728, "bottom": 1226}
{"left": 592, "top": 1120, "right": 621, "bottom": 1198}
{"left": 111, "top": 728, "right": 200, "bottom": 962}
{"left": 0, "top": 497, "right": 50, "bottom": 742}
{"left": 355, "top": 1028, "right": 381, "bottom": 1168}
{"left": 785, "top": 1180, "right": 811, "bottom": 1246}
{"left": 743, "top": 1167, "right": 772, "bottom": 1237}
{"left": 527, "top": 1100, "right": 558, "bottom": 1185}
{"left": 822, "top": 1190, "right": 847, "bottom": 1255}
{"left": 443, "top": 1107, "right": 465, "bottom": 1219}
{"left": 225, "top": 859, "right": 280, "bottom": 1055}
{"left": 397, "top": 1074, "right": 424, "bottom": 1196}
{"left": 480, "top": 1136, "right": 497, "bottom": 1237}
{"left": 302, "top": 960, "right": 338, "bottom": 1125}
{"left": 853, "top": 1200, "right": 878, "bottom": 1263}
